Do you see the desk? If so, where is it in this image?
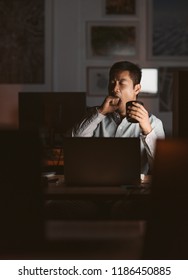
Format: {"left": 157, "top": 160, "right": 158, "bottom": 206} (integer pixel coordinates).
{"left": 45, "top": 175, "right": 151, "bottom": 220}
{"left": 0, "top": 176, "right": 150, "bottom": 259}
{"left": 42, "top": 175, "right": 150, "bottom": 260}
{"left": 45, "top": 175, "right": 150, "bottom": 199}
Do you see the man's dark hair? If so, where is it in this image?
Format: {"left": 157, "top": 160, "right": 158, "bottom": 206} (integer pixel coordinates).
{"left": 109, "top": 61, "right": 142, "bottom": 86}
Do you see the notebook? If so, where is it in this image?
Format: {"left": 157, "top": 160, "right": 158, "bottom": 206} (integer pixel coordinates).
{"left": 63, "top": 137, "right": 141, "bottom": 186}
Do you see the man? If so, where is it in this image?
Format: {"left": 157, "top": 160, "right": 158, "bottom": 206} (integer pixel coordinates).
{"left": 71, "top": 61, "right": 165, "bottom": 174}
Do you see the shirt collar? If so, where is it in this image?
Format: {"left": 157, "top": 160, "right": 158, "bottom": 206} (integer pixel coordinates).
{"left": 112, "top": 111, "right": 122, "bottom": 125}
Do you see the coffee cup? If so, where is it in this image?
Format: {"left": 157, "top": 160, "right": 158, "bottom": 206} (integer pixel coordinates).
{"left": 126, "top": 100, "right": 144, "bottom": 123}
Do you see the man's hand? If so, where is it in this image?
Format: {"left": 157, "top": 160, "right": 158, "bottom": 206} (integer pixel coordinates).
{"left": 98, "top": 96, "right": 121, "bottom": 115}
{"left": 126, "top": 102, "right": 152, "bottom": 135}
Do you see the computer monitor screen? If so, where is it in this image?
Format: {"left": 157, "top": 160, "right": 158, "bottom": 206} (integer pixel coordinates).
{"left": 19, "top": 92, "right": 86, "bottom": 147}
{"left": 140, "top": 68, "right": 158, "bottom": 95}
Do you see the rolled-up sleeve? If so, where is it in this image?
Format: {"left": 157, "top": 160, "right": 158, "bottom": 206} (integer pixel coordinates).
{"left": 140, "top": 118, "right": 165, "bottom": 163}
{"left": 72, "top": 107, "right": 105, "bottom": 137}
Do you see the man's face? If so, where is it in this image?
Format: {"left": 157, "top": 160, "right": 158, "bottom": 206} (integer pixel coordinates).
{"left": 108, "top": 70, "right": 141, "bottom": 112}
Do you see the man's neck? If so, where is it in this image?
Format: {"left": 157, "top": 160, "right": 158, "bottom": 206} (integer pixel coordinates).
{"left": 116, "top": 109, "right": 126, "bottom": 119}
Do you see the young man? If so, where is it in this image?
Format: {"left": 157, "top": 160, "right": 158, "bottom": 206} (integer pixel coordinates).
{"left": 71, "top": 61, "right": 165, "bottom": 174}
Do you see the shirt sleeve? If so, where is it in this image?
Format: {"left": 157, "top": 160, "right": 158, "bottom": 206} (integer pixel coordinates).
{"left": 140, "top": 117, "right": 165, "bottom": 167}
{"left": 72, "top": 107, "right": 106, "bottom": 137}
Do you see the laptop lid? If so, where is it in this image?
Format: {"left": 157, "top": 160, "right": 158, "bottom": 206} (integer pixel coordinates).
{"left": 63, "top": 137, "right": 141, "bottom": 186}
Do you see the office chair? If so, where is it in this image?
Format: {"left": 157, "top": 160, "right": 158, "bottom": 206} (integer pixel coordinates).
{"left": 142, "top": 137, "right": 188, "bottom": 259}
{"left": 0, "top": 130, "right": 44, "bottom": 257}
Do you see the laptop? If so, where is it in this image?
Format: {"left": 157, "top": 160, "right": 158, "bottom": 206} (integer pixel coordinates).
{"left": 63, "top": 137, "right": 141, "bottom": 186}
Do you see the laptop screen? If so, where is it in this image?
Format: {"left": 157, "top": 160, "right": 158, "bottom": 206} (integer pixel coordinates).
{"left": 63, "top": 137, "right": 141, "bottom": 186}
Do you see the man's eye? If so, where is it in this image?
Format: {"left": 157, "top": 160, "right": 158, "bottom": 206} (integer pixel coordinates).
{"left": 120, "top": 81, "right": 127, "bottom": 86}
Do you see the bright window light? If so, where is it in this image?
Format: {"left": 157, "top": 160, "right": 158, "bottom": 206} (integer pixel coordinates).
{"left": 140, "top": 68, "right": 158, "bottom": 94}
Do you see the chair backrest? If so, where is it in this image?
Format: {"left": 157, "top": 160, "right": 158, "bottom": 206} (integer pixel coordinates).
{"left": 142, "top": 138, "right": 188, "bottom": 259}
{"left": 0, "top": 130, "right": 44, "bottom": 255}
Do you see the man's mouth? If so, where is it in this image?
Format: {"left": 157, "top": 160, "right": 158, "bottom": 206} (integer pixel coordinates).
{"left": 111, "top": 92, "right": 121, "bottom": 99}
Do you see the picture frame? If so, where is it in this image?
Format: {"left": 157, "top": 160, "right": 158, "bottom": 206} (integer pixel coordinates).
{"left": 104, "top": 0, "right": 137, "bottom": 16}
{"left": 87, "top": 67, "right": 109, "bottom": 97}
{"left": 158, "top": 67, "right": 174, "bottom": 112}
{"left": 148, "top": 0, "right": 188, "bottom": 60}
{"left": 86, "top": 21, "right": 138, "bottom": 59}
{"left": 0, "top": 0, "right": 52, "bottom": 90}
{"left": 0, "top": 0, "right": 44, "bottom": 84}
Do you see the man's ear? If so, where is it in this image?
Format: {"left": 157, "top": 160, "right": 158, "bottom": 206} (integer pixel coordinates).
{"left": 134, "top": 84, "right": 141, "bottom": 95}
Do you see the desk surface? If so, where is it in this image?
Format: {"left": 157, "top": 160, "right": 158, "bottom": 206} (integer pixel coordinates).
{"left": 44, "top": 175, "right": 151, "bottom": 221}
{"left": 45, "top": 175, "right": 151, "bottom": 200}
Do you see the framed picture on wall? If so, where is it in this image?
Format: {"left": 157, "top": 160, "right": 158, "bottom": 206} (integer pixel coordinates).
{"left": 87, "top": 67, "right": 109, "bottom": 96}
{"left": 86, "top": 21, "right": 138, "bottom": 59}
{"left": 148, "top": 0, "right": 188, "bottom": 60}
{"left": 0, "top": 0, "right": 52, "bottom": 90}
{"left": 104, "top": 0, "right": 137, "bottom": 16}
{"left": 0, "top": 0, "right": 45, "bottom": 84}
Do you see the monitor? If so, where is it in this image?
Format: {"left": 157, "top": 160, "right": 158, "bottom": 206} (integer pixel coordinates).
{"left": 140, "top": 68, "right": 158, "bottom": 95}
{"left": 19, "top": 92, "right": 86, "bottom": 147}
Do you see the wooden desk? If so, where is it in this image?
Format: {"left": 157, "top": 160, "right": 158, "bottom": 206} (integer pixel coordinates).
{"left": 45, "top": 175, "right": 150, "bottom": 200}
{"left": 45, "top": 176, "right": 151, "bottom": 221}
{"left": 0, "top": 176, "right": 149, "bottom": 259}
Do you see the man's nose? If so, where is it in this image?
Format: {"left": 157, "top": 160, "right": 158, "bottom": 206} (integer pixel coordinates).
{"left": 113, "top": 82, "right": 120, "bottom": 94}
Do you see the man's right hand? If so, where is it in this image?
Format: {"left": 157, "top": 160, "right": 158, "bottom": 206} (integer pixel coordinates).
{"left": 98, "top": 96, "right": 121, "bottom": 115}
